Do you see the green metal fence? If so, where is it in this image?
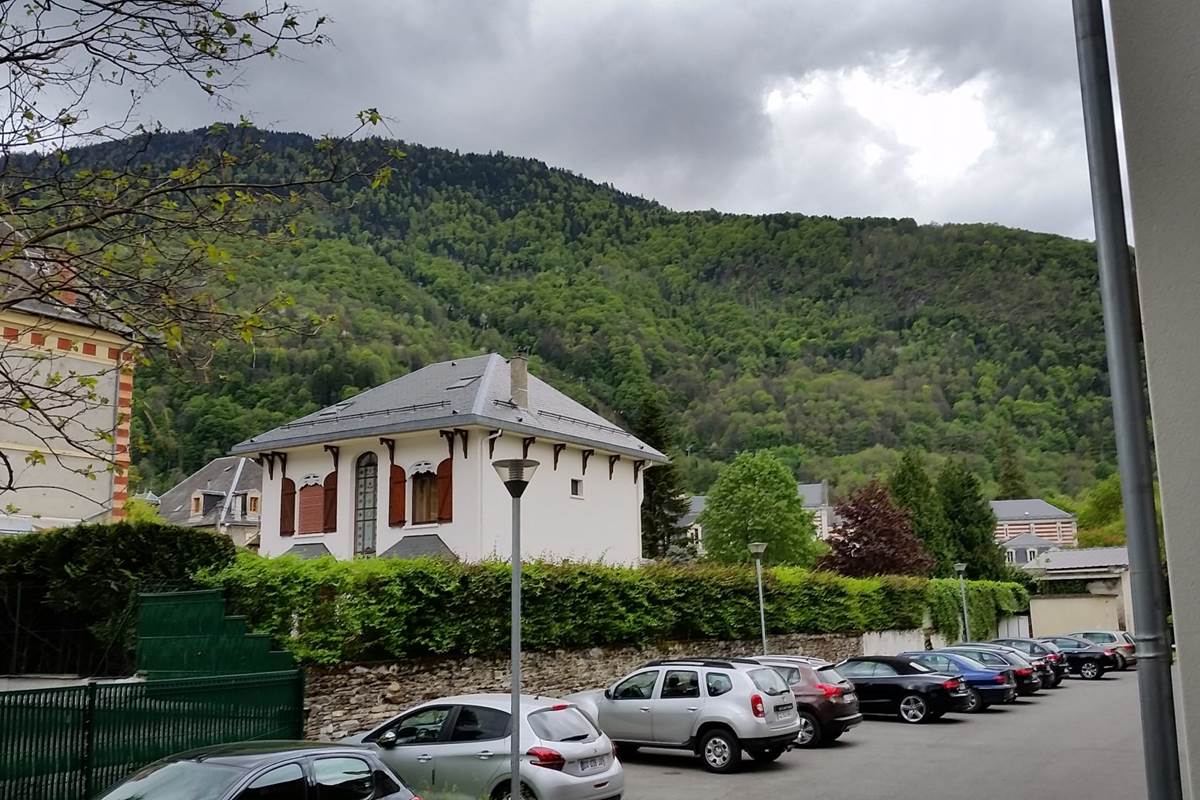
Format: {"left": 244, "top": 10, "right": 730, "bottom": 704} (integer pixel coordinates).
{"left": 0, "top": 670, "right": 303, "bottom": 800}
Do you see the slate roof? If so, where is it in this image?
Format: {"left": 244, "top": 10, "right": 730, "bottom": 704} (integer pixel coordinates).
{"left": 677, "top": 496, "right": 706, "bottom": 528}
{"left": 1001, "top": 532, "right": 1058, "bottom": 550}
{"left": 990, "top": 499, "right": 1074, "bottom": 521}
{"left": 231, "top": 353, "right": 667, "bottom": 462}
{"left": 1029, "top": 546, "right": 1129, "bottom": 572}
{"left": 159, "top": 456, "right": 263, "bottom": 528}
{"left": 797, "top": 482, "right": 830, "bottom": 507}
{"left": 280, "top": 542, "right": 331, "bottom": 560}
{"left": 379, "top": 534, "right": 458, "bottom": 561}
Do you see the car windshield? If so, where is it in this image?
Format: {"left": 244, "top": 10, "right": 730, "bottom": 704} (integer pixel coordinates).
{"left": 952, "top": 654, "right": 987, "bottom": 670}
{"left": 528, "top": 706, "right": 599, "bottom": 742}
{"left": 1004, "top": 652, "right": 1033, "bottom": 667}
{"left": 749, "top": 667, "right": 790, "bottom": 695}
{"left": 906, "top": 660, "right": 933, "bottom": 672}
{"left": 96, "top": 760, "right": 246, "bottom": 800}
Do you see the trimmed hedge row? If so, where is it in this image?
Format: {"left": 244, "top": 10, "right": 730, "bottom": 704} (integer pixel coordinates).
{"left": 200, "top": 553, "right": 1029, "bottom": 665}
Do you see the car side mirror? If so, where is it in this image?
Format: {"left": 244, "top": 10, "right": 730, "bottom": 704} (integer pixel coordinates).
{"left": 377, "top": 729, "right": 399, "bottom": 748}
{"left": 603, "top": 686, "right": 613, "bottom": 700}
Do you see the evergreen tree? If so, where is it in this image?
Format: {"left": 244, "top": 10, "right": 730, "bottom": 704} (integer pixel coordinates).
{"left": 634, "top": 391, "right": 690, "bottom": 559}
{"left": 820, "top": 480, "right": 935, "bottom": 577}
{"left": 936, "top": 460, "right": 1007, "bottom": 580}
{"left": 699, "top": 452, "right": 819, "bottom": 566}
{"left": 994, "top": 427, "right": 1032, "bottom": 500}
{"left": 890, "top": 450, "right": 955, "bottom": 576}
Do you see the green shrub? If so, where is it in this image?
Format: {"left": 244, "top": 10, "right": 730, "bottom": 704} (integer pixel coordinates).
{"left": 200, "top": 553, "right": 1027, "bottom": 665}
{"left": 926, "top": 579, "right": 1030, "bottom": 641}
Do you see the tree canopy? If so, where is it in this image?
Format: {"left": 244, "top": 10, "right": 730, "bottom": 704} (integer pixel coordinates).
{"left": 698, "top": 451, "right": 819, "bottom": 566}
{"left": 936, "top": 460, "right": 1007, "bottom": 580}
{"left": 820, "top": 479, "right": 934, "bottom": 577}
{"left": 890, "top": 450, "right": 955, "bottom": 576}
{"left": 634, "top": 391, "right": 690, "bottom": 559}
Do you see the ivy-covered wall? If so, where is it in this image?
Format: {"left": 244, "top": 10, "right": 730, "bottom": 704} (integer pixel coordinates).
{"left": 199, "top": 553, "right": 1029, "bottom": 665}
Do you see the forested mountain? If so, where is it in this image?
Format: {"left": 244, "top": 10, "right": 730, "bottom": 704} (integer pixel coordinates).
{"left": 116, "top": 128, "right": 1112, "bottom": 498}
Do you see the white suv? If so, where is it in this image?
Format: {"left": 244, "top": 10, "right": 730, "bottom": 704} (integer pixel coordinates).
{"left": 569, "top": 658, "right": 799, "bottom": 773}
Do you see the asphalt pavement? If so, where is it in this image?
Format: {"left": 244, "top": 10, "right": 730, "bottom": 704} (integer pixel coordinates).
{"left": 619, "top": 669, "right": 1144, "bottom": 799}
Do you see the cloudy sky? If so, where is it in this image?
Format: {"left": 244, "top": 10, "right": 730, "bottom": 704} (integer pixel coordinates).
{"left": 140, "top": 1, "right": 1097, "bottom": 238}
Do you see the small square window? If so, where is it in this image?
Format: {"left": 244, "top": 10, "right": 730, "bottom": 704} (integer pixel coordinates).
{"left": 570, "top": 479, "right": 583, "bottom": 497}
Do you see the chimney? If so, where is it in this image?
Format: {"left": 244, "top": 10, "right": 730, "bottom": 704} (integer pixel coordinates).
{"left": 510, "top": 352, "right": 529, "bottom": 408}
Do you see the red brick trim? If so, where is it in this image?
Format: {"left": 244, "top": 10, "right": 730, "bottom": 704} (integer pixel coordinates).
{"left": 56, "top": 337, "right": 70, "bottom": 350}
{"left": 82, "top": 342, "right": 97, "bottom": 356}
{"left": 2, "top": 327, "right": 17, "bottom": 342}
{"left": 107, "top": 346, "right": 120, "bottom": 360}
{"left": 31, "top": 333, "right": 45, "bottom": 346}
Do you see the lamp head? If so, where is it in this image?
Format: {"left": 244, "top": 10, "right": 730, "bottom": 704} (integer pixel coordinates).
{"left": 493, "top": 459, "right": 539, "bottom": 498}
{"left": 747, "top": 541, "right": 768, "bottom": 558}
{"left": 954, "top": 562, "right": 967, "bottom": 576}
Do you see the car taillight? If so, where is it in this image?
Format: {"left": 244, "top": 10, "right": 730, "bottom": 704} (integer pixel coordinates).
{"left": 750, "top": 693, "right": 766, "bottom": 718}
{"left": 942, "top": 679, "right": 960, "bottom": 690}
{"left": 995, "top": 673, "right": 1009, "bottom": 684}
{"left": 1104, "top": 649, "right": 1115, "bottom": 656}
{"left": 815, "top": 682, "right": 844, "bottom": 698}
{"left": 527, "top": 747, "right": 566, "bottom": 770}
{"left": 1016, "top": 667, "right": 1033, "bottom": 677}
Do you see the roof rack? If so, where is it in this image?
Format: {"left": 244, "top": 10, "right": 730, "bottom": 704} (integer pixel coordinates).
{"left": 639, "top": 658, "right": 762, "bottom": 669}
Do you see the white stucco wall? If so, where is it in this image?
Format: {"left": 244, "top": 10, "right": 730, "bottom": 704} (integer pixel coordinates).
{"left": 256, "top": 425, "right": 644, "bottom": 564}
{"left": 859, "top": 629, "right": 948, "bottom": 656}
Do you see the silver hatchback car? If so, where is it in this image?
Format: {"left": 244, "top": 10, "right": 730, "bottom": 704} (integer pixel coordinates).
{"left": 345, "top": 694, "right": 623, "bottom": 800}
{"left": 569, "top": 658, "right": 800, "bottom": 773}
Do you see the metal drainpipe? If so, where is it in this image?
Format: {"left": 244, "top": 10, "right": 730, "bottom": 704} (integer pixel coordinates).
{"left": 1072, "top": 3, "right": 1182, "bottom": 799}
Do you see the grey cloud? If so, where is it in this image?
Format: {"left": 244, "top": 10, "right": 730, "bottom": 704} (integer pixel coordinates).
{"left": 119, "top": 0, "right": 1094, "bottom": 237}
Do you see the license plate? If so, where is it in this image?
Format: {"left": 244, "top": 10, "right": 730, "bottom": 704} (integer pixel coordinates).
{"left": 579, "top": 756, "right": 604, "bottom": 772}
{"left": 775, "top": 703, "right": 794, "bottom": 714}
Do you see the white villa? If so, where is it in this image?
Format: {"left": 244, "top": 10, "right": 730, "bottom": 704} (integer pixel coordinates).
{"left": 231, "top": 353, "right": 666, "bottom": 563}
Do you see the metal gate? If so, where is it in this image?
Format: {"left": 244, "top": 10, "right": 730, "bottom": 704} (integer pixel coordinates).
{"left": 0, "top": 589, "right": 304, "bottom": 800}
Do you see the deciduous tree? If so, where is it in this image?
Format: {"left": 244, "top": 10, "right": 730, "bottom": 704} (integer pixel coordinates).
{"left": 698, "top": 452, "right": 818, "bottom": 566}
{"left": 820, "top": 480, "right": 934, "bottom": 577}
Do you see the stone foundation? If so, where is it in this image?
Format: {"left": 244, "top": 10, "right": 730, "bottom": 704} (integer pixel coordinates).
{"left": 305, "top": 632, "right": 861, "bottom": 739}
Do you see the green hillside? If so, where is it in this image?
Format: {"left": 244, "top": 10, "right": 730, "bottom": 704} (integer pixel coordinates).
{"left": 118, "top": 128, "right": 1113, "bottom": 498}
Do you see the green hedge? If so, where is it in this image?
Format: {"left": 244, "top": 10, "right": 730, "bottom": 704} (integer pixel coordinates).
{"left": 200, "top": 553, "right": 1027, "bottom": 665}
{"left": 926, "top": 579, "right": 1030, "bottom": 642}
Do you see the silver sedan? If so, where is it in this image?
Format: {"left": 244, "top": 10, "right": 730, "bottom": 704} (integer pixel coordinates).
{"left": 344, "top": 694, "right": 623, "bottom": 800}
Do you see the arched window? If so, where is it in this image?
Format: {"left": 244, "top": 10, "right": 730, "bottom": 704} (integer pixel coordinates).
{"left": 412, "top": 466, "right": 438, "bottom": 525}
{"left": 354, "top": 452, "right": 378, "bottom": 556}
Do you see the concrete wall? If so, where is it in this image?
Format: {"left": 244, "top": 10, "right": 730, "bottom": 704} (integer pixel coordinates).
{"left": 1029, "top": 595, "right": 1120, "bottom": 637}
{"left": 258, "top": 425, "right": 644, "bottom": 564}
{"left": 860, "top": 629, "right": 948, "bottom": 656}
{"left": 1109, "top": 3, "right": 1200, "bottom": 794}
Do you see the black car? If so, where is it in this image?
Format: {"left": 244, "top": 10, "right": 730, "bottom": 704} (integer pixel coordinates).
{"left": 992, "top": 637, "right": 1069, "bottom": 684}
{"left": 838, "top": 656, "right": 971, "bottom": 724}
{"left": 941, "top": 646, "right": 1042, "bottom": 695}
{"left": 1040, "top": 635, "right": 1118, "bottom": 679}
{"left": 94, "top": 741, "right": 416, "bottom": 800}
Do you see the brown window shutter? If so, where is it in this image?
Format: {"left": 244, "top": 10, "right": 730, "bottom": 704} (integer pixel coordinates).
{"left": 436, "top": 458, "right": 453, "bottom": 522}
{"left": 389, "top": 465, "right": 407, "bottom": 527}
{"left": 298, "top": 485, "right": 324, "bottom": 533}
{"left": 280, "top": 478, "right": 296, "bottom": 536}
{"left": 323, "top": 471, "right": 338, "bottom": 532}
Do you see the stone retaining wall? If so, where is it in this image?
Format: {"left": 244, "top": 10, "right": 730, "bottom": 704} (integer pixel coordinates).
{"left": 306, "top": 632, "right": 861, "bottom": 740}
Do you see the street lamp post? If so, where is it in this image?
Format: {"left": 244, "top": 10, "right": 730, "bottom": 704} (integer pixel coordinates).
{"left": 954, "top": 562, "right": 970, "bottom": 641}
{"left": 493, "top": 458, "right": 539, "bottom": 800}
{"left": 748, "top": 542, "right": 769, "bottom": 654}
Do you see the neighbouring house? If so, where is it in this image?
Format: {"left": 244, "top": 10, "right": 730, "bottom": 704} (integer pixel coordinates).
{"left": 798, "top": 481, "right": 836, "bottom": 539}
{"left": 1002, "top": 532, "right": 1058, "bottom": 566}
{"left": 158, "top": 456, "right": 264, "bottom": 547}
{"left": 990, "top": 498, "right": 1078, "bottom": 547}
{"left": 1, "top": 225, "right": 135, "bottom": 533}
{"left": 677, "top": 495, "right": 706, "bottom": 553}
{"left": 230, "top": 353, "right": 667, "bottom": 563}
{"left": 1025, "top": 546, "right": 1134, "bottom": 635}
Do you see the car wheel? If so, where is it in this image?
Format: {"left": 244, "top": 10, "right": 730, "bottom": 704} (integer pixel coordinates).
{"left": 898, "top": 694, "right": 930, "bottom": 724}
{"left": 964, "top": 687, "right": 984, "bottom": 713}
{"left": 750, "top": 746, "right": 787, "bottom": 763}
{"left": 1080, "top": 660, "right": 1103, "bottom": 680}
{"left": 493, "top": 781, "right": 537, "bottom": 800}
{"left": 794, "top": 711, "right": 823, "bottom": 748}
{"left": 1115, "top": 652, "right": 1128, "bottom": 671}
{"left": 699, "top": 727, "right": 742, "bottom": 773}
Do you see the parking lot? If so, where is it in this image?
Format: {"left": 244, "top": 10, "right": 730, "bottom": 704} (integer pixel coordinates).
{"left": 619, "top": 670, "right": 1143, "bottom": 799}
